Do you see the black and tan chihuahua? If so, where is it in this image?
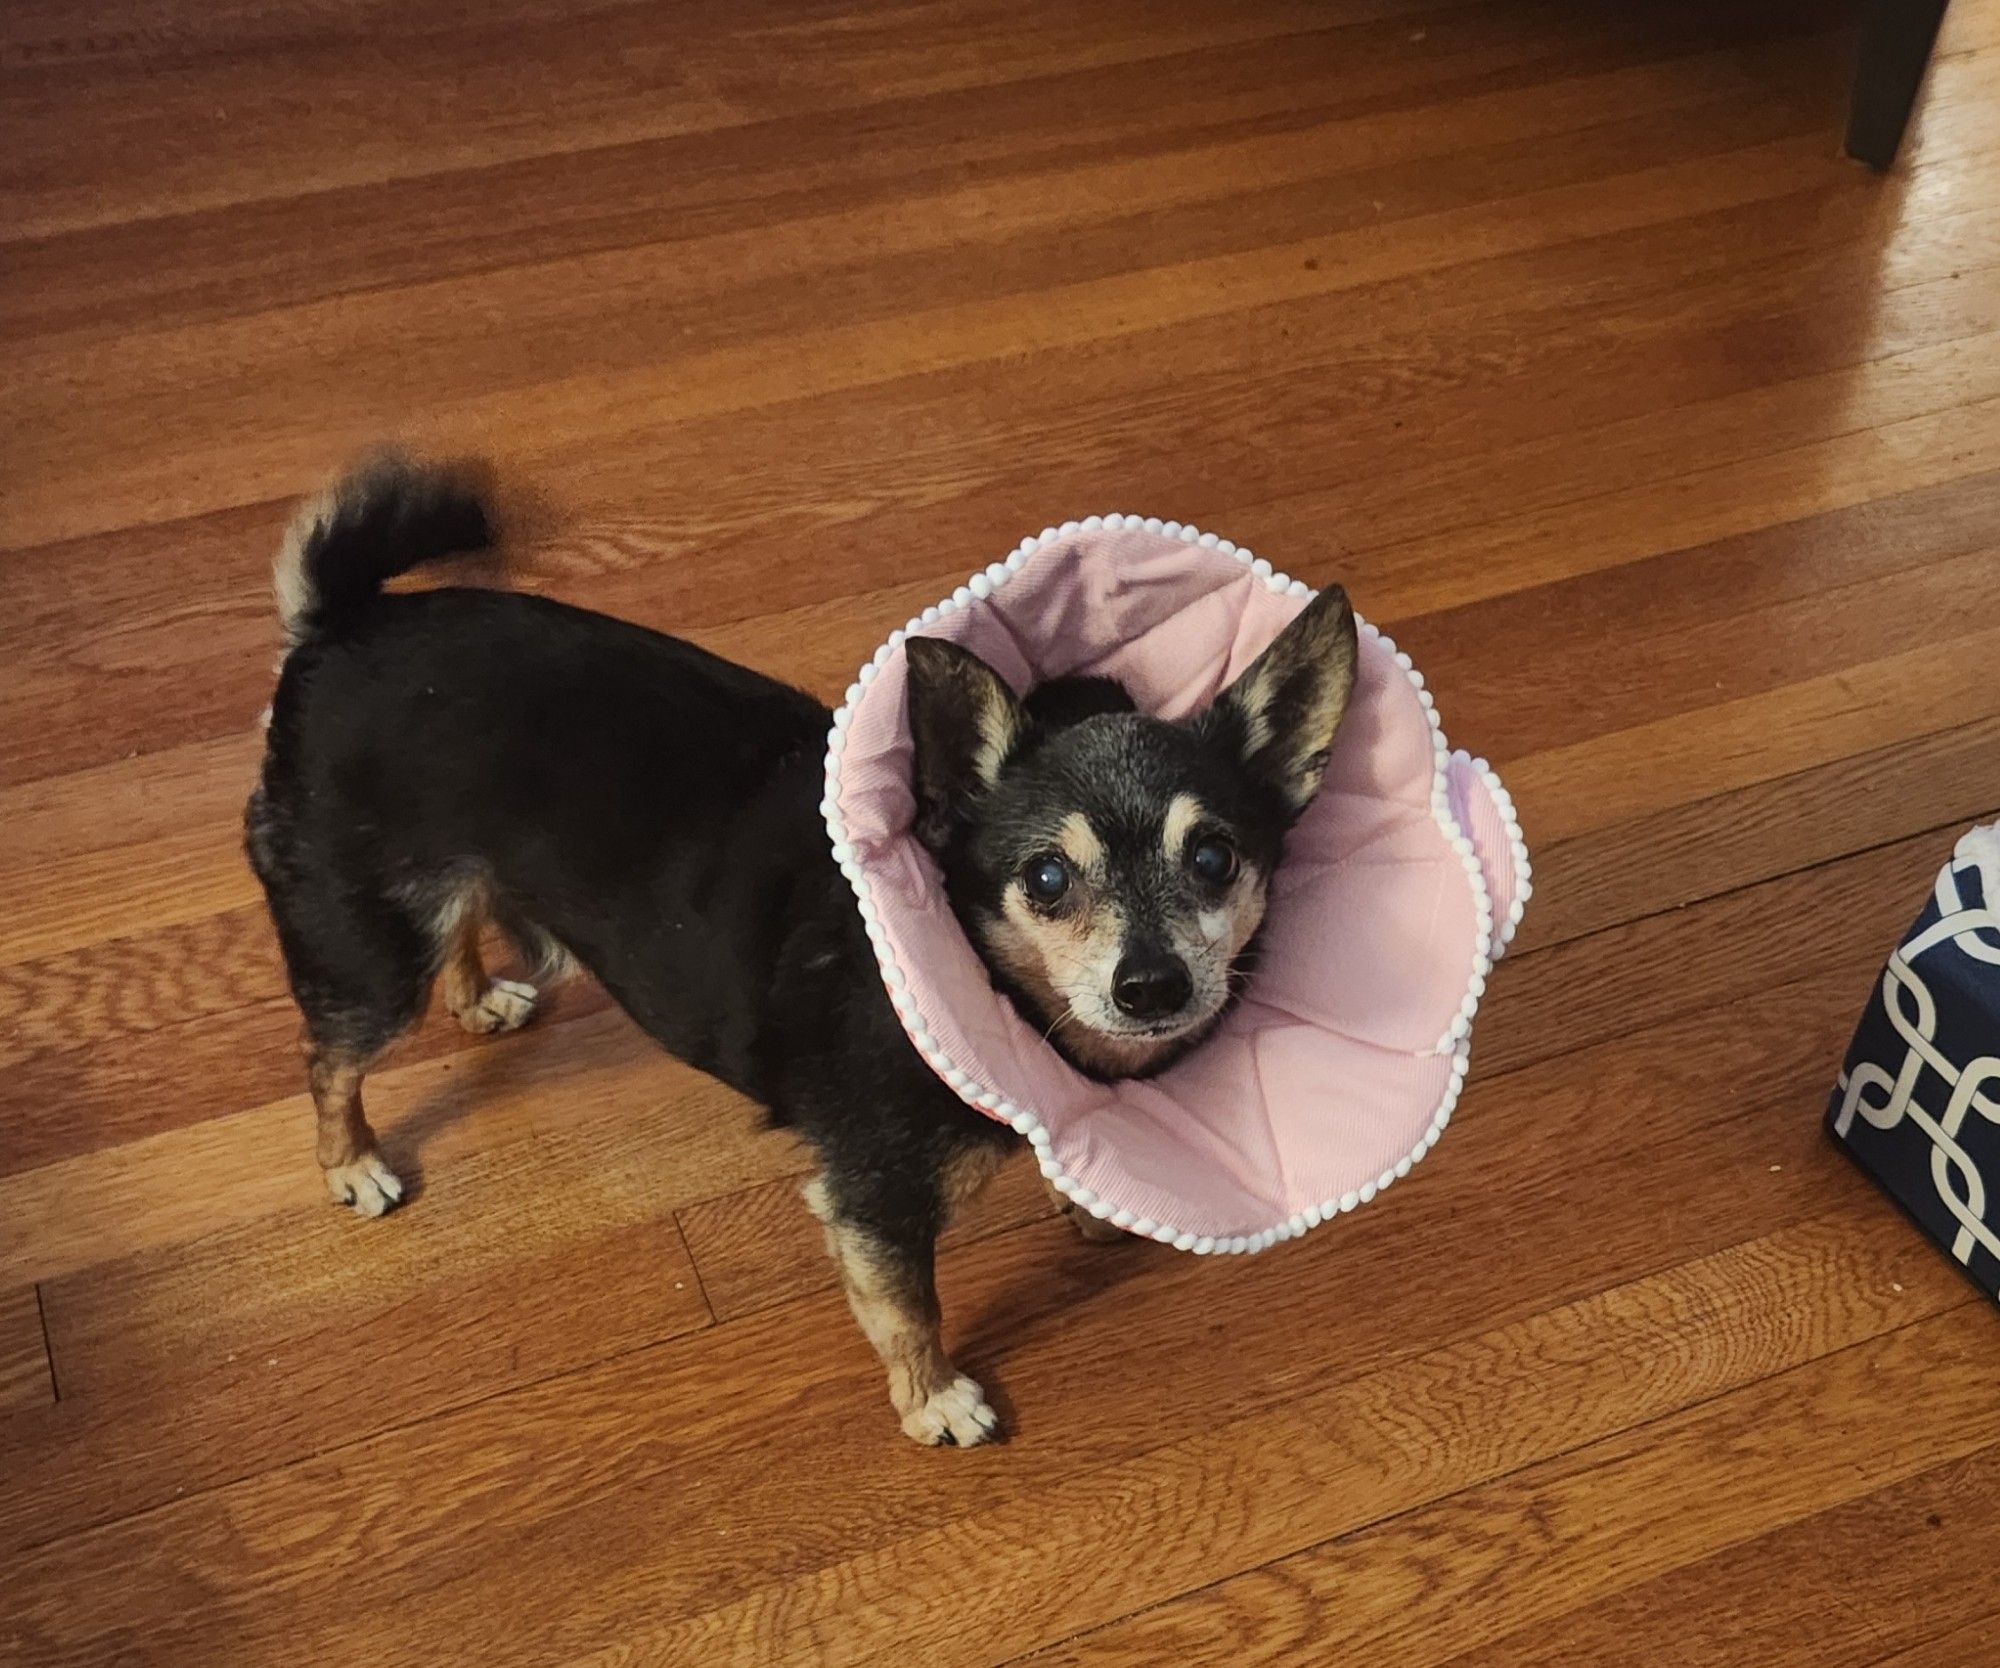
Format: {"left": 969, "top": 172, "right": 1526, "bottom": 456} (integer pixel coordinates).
{"left": 246, "top": 457, "right": 1356, "bottom": 1445}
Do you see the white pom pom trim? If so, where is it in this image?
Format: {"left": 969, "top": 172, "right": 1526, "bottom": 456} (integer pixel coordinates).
{"left": 821, "top": 515, "right": 1531, "bottom": 1254}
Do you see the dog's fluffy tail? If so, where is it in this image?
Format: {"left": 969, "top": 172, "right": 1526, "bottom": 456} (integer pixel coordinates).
{"left": 274, "top": 453, "right": 495, "bottom": 644}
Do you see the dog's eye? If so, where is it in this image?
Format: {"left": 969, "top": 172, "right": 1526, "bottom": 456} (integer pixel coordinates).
{"left": 1189, "top": 837, "right": 1238, "bottom": 885}
{"left": 1022, "top": 855, "right": 1072, "bottom": 906}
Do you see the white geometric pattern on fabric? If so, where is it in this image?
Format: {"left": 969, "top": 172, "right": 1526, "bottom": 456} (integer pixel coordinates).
{"left": 1833, "top": 827, "right": 2000, "bottom": 1270}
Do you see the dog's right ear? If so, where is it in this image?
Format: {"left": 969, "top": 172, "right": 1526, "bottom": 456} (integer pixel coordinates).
{"left": 904, "top": 637, "right": 1027, "bottom": 853}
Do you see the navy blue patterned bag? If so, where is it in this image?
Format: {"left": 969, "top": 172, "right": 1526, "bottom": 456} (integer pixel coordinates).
{"left": 1827, "top": 824, "right": 2000, "bottom": 1300}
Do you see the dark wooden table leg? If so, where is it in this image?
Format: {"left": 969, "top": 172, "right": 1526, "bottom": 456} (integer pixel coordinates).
{"left": 1846, "top": 0, "right": 1951, "bottom": 168}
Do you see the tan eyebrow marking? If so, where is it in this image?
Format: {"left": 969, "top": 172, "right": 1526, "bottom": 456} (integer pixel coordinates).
{"left": 1056, "top": 812, "right": 1105, "bottom": 874}
{"left": 1162, "top": 793, "right": 1207, "bottom": 859}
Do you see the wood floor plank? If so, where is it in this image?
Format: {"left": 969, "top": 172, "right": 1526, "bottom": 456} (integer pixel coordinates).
{"left": 1436, "top": 1446, "right": 2000, "bottom": 1668}
{"left": 570, "top": 1215, "right": 1975, "bottom": 1668}
{"left": 1475, "top": 824, "right": 1956, "bottom": 1080}
{"left": 0, "top": 1003, "right": 799, "bottom": 1288}
{"left": 1518, "top": 715, "right": 2000, "bottom": 955}
{"left": 0, "top": 0, "right": 1416, "bottom": 241}
{"left": 3, "top": 1195, "right": 1962, "bottom": 1668}
{"left": 0, "top": 15, "right": 1852, "bottom": 354}
{"left": 1501, "top": 621, "right": 2000, "bottom": 844}
{"left": 1020, "top": 1306, "right": 1998, "bottom": 1668}
{"left": 0, "top": 1287, "right": 54, "bottom": 1415}
{"left": 13, "top": 154, "right": 1997, "bottom": 661}
{"left": 1402, "top": 519, "right": 2000, "bottom": 766}
{"left": 0, "top": 952, "right": 618, "bottom": 1183}
{"left": 1346, "top": 389, "right": 2000, "bottom": 625}
{"left": 1859, "top": 1614, "right": 2000, "bottom": 1668}
{"left": 38, "top": 1139, "right": 712, "bottom": 1402}
{"left": 0, "top": 126, "right": 1914, "bottom": 552}
{"left": 12, "top": 204, "right": 2000, "bottom": 788}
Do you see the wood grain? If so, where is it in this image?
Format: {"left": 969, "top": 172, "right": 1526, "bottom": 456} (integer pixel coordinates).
{"left": 4, "top": 2, "right": 1998, "bottom": 1664}
{"left": 1438, "top": 1446, "right": 2000, "bottom": 1668}
{"left": 1518, "top": 714, "right": 2000, "bottom": 954}
{"left": 0, "top": 1287, "right": 54, "bottom": 1415}
{"left": 1024, "top": 1306, "right": 2000, "bottom": 1668}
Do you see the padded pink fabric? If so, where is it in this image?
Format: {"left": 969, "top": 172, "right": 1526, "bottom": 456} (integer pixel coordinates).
{"left": 826, "top": 520, "right": 1529, "bottom": 1252}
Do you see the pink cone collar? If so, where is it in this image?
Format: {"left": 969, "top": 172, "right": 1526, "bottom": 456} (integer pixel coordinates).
{"left": 824, "top": 518, "right": 1530, "bottom": 1253}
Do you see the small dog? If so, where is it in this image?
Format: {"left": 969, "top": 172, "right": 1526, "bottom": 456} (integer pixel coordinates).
{"left": 246, "top": 458, "right": 1357, "bottom": 1446}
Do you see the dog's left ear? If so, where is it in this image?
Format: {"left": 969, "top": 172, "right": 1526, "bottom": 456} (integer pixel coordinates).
{"left": 1201, "top": 585, "right": 1358, "bottom": 816}
{"left": 904, "top": 637, "right": 1028, "bottom": 852}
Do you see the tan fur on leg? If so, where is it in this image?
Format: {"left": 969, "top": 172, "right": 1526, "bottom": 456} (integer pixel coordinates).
{"left": 308, "top": 1044, "right": 403, "bottom": 1217}
{"left": 437, "top": 886, "right": 538, "bottom": 1035}
{"left": 804, "top": 1176, "right": 998, "bottom": 1447}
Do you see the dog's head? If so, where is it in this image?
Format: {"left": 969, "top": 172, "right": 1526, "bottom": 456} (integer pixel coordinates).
{"left": 906, "top": 585, "right": 1357, "bottom": 1079}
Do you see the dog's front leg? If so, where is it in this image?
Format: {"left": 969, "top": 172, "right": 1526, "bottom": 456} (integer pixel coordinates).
{"left": 803, "top": 1174, "right": 999, "bottom": 1448}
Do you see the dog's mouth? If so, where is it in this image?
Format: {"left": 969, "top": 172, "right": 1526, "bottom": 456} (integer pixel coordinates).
{"left": 1050, "top": 1001, "right": 1230, "bottom": 1082}
{"left": 1066, "top": 987, "right": 1232, "bottom": 1048}
{"left": 1092, "top": 1014, "right": 1211, "bottom": 1041}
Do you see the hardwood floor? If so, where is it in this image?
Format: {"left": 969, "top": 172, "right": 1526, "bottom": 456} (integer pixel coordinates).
{"left": 4, "top": 2, "right": 1998, "bottom": 1662}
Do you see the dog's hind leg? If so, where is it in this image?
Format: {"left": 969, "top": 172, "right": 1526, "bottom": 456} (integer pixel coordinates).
{"left": 804, "top": 1170, "right": 1000, "bottom": 1449}
{"left": 249, "top": 805, "right": 436, "bottom": 1216}
{"left": 435, "top": 879, "right": 539, "bottom": 1036}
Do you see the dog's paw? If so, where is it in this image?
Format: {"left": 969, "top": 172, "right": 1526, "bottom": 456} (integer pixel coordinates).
{"left": 454, "top": 978, "right": 538, "bottom": 1035}
{"left": 325, "top": 1152, "right": 405, "bottom": 1218}
{"left": 902, "top": 1376, "right": 1001, "bottom": 1448}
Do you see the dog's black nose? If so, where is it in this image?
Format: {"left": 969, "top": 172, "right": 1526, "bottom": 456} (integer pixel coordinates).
{"left": 1112, "top": 950, "right": 1192, "bottom": 1020}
